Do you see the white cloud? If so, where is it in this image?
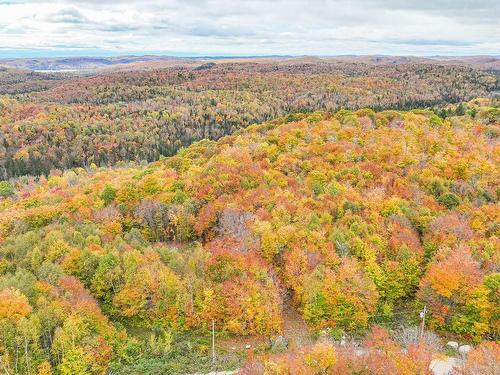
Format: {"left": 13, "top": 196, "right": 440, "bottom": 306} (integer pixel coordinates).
{"left": 0, "top": 0, "right": 498, "bottom": 57}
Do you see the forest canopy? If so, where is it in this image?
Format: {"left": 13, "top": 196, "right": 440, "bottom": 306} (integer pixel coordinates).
{"left": 0, "top": 96, "right": 498, "bottom": 374}
{"left": 0, "top": 60, "right": 497, "bottom": 179}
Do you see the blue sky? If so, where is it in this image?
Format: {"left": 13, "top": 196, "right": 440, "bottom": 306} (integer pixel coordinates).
{"left": 0, "top": 0, "right": 499, "bottom": 58}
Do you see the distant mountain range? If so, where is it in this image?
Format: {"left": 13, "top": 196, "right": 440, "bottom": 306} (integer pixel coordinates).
{"left": 0, "top": 55, "right": 187, "bottom": 72}
{"left": 0, "top": 55, "right": 499, "bottom": 73}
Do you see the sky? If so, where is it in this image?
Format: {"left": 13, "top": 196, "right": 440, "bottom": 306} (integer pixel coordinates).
{"left": 0, "top": 0, "right": 499, "bottom": 58}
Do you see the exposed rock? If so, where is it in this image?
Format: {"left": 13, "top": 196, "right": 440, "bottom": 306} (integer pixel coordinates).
{"left": 272, "top": 335, "right": 288, "bottom": 351}
{"left": 458, "top": 345, "right": 472, "bottom": 356}
{"left": 340, "top": 334, "right": 347, "bottom": 347}
{"left": 446, "top": 341, "right": 459, "bottom": 350}
{"left": 430, "top": 357, "right": 460, "bottom": 375}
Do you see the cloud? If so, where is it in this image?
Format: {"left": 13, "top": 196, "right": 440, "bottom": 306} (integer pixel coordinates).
{"left": 365, "top": 0, "right": 500, "bottom": 24}
{"left": 386, "top": 39, "right": 478, "bottom": 47}
{"left": 44, "top": 7, "right": 88, "bottom": 23}
{"left": 0, "top": 0, "right": 498, "bottom": 57}
{"left": 99, "top": 24, "right": 140, "bottom": 32}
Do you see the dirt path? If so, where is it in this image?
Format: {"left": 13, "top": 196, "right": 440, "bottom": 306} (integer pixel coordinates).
{"left": 282, "top": 301, "right": 314, "bottom": 348}
{"left": 217, "top": 334, "right": 268, "bottom": 352}
{"left": 216, "top": 299, "right": 312, "bottom": 352}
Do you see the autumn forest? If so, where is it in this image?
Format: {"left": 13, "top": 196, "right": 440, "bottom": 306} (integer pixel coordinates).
{"left": 0, "top": 56, "right": 499, "bottom": 374}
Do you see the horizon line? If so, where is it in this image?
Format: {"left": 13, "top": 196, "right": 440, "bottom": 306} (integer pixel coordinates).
{"left": 1, "top": 52, "right": 499, "bottom": 60}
